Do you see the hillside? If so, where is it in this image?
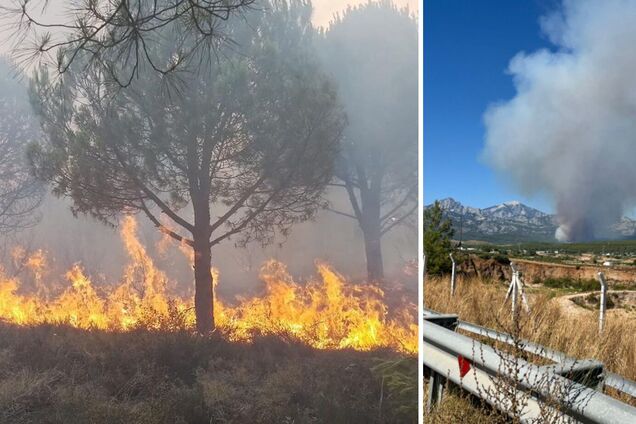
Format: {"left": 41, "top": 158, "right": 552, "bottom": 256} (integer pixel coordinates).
{"left": 427, "top": 198, "right": 636, "bottom": 243}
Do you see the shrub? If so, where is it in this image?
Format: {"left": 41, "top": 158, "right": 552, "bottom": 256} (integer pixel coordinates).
{"left": 542, "top": 277, "right": 599, "bottom": 292}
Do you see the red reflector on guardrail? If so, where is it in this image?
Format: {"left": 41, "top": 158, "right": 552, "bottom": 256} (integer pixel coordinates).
{"left": 458, "top": 355, "right": 471, "bottom": 378}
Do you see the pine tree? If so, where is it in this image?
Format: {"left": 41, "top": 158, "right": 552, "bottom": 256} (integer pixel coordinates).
{"left": 423, "top": 201, "right": 454, "bottom": 275}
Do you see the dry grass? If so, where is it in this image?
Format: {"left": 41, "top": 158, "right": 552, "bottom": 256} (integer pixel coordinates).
{"left": 425, "top": 275, "right": 636, "bottom": 381}
{"left": 0, "top": 323, "right": 416, "bottom": 424}
{"left": 424, "top": 275, "right": 636, "bottom": 422}
{"left": 423, "top": 389, "right": 504, "bottom": 424}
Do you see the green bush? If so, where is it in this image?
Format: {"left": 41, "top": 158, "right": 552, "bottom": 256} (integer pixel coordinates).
{"left": 577, "top": 293, "right": 616, "bottom": 309}
{"left": 493, "top": 254, "right": 510, "bottom": 265}
{"left": 542, "top": 277, "right": 599, "bottom": 292}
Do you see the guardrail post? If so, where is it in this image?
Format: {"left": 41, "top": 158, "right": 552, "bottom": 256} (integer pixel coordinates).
{"left": 449, "top": 253, "right": 456, "bottom": 297}
{"left": 598, "top": 272, "right": 607, "bottom": 333}
{"left": 426, "top": 371, "right": 445, "bottom": 412}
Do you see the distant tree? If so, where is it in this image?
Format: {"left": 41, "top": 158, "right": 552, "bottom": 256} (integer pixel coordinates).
{"left": 0, "top": 58, "right": 43, "bottom": 235}
{"left": 4, "top": 0, "right": 255, "bottom": 87}
{"left": 423, "top": 201, "right": 454, "bottom": 275}
{"left": 28, "top": 0, "right": 345, "bottom": 334}
{"left": 320, "top": 1, "right": 417, "bottom": 282}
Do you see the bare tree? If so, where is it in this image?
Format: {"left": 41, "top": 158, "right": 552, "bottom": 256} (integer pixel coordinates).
{"left": 0, "top": 58, "right": 43, "bottom": 235}
{"left": 320, "top": 1, "right": 417, "bottom": 282}
{"left": 28, "top": 0, "right": 345, "bottom": 333}
{"left": 3, "top": 0, "right": 255, "bottom": 87}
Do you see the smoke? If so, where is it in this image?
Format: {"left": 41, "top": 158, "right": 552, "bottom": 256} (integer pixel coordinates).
{"left": 0, "top": 2, "right": 418, "bottom": 297}
{"left": 483, "top": 0, "right": 636, "bottom": 241}
{"left": 6, "top": 191, "right": 417, "bottom": 298}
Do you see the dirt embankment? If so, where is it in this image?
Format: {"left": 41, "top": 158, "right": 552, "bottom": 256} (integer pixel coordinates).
{"left": 458, "top": 255, "right": 511, "bottom": 281}
{"left": 458, "top": 255, "right": 636, "bottom": 286}
{"left": 513, "top": 259, "right": 636, "bottom": 285}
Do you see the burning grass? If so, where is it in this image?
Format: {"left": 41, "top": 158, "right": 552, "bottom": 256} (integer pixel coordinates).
{"left": 0, "top": 217, "right": 417, "bottom": 355}
{"left": 424, "top": 275, "right": 636, "bottom": 421}
{"left": 0, "top": 216, "right": 417, "bottom": 422}
{"left": 0, "top": 323, "right": 416, "bottom": 423}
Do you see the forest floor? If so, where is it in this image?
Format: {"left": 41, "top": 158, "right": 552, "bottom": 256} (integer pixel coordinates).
{"left": 0, "top": 323, "right": 416, "bottom": 424}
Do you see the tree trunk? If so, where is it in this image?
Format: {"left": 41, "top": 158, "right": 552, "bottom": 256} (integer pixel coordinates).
{"left": 193, "top": 231, "right": 214, "bottom": 334}
{"left": 360, "top": 185, "right": 384, "bottom": 283}
{"left": 363, "top": 228, "right": 384, "bottom": 282}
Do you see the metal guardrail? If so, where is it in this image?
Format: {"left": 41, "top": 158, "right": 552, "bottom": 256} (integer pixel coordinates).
{"left": 605, "top": 372, "right": 636, "bottom": 398}
{"left": 452, "top": 315, "right": 636, "bottom": 397}
{"left": 423, "top": 310, "right": 636, "bottom": 423}
{"left": 456, "top": 319, "right": 567, "bottom": 363}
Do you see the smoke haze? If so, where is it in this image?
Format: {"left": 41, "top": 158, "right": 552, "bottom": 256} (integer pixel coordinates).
{"left": 0, "top": 1, "right": 417, "bottom": 303}
{"left": 4, "top": 192, "right": 416, "bottom": 300}
{"left": 483, "top": 0, "right": 636, "bottom": 241}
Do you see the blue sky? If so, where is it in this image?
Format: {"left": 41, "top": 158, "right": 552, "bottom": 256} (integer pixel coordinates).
{"left": 424, "top": 0, "right": 560, "bottom": 211}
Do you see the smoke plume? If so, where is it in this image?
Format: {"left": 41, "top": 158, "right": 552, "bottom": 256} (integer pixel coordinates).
{"left": 483, "top": 0, "right": 636, "bottom": 241}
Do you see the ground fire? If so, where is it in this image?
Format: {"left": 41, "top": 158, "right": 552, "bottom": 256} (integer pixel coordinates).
{"left": 0, "top": 217, "right": 417, "bottom": 354}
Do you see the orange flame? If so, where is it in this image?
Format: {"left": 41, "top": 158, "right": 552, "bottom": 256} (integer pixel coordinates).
{"left": 0, "top": 217, "right": 416, "bottom": 354}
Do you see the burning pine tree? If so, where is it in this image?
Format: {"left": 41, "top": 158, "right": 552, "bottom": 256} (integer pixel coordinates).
{"left": 28, "top": 0, "right": 345, "bottom": 333}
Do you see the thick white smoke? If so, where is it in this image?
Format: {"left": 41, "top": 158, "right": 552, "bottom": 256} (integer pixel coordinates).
{"left": 483, "top": 0, "right": 636, "bottom": 242}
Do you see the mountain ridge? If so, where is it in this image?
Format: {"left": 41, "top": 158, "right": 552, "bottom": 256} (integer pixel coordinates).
{"left": 426, "top": 198, "right": 636, "bottom": 243}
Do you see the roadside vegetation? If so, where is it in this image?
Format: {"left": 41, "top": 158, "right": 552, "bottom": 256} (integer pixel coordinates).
{"left": 424, "top": 275, "right": 636, "bottom": 421}
{"left": 425, "top": 275, "right": 636, "bottom": 382}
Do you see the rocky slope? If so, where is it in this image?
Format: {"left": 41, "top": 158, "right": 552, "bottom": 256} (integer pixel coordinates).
{"left": 430, "top": 198, "right": 557, "bottom": 243}
{"left": 427, "top": 198, "right": 636, "bottom": 243}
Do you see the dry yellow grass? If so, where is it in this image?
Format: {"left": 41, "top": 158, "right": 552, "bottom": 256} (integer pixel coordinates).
{"left": 424, "top": 389, "right": 504, "bottom": 424}
{"left": 424, "top": 274, "right": 636, "bottom": 424}
{"left": 425, "top": 275, "right": 636, "bottom": 382}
